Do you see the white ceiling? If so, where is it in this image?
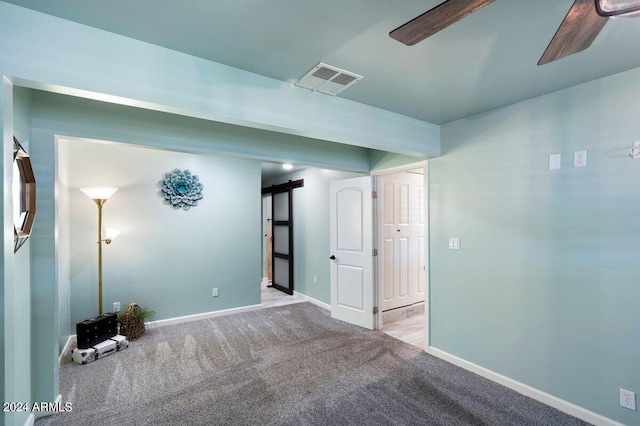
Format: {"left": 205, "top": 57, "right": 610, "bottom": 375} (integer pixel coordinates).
{"left": 4, "top": 0, "right": 640, "bottom": 125}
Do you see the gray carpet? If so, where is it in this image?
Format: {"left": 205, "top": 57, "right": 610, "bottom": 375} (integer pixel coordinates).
{"left": 38, "top": 302, "right": 589, "bottom": 425}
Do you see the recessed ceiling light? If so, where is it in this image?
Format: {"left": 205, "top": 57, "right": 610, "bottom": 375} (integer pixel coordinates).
{"left": 282, "top": 163, "right": 294, "bottom": 170}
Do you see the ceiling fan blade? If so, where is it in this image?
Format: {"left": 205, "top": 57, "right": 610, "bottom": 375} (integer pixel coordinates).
{"left": 538, "top": 0, "right": 608, "bottom": 65}
{"left": 390, "top": 0, "right": 496, "bottom": 46}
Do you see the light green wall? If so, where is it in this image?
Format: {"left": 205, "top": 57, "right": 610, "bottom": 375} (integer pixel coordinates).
{"left": 0, "top": 1, "right": 440, "bottom": 157}
{"left": 7, "top": 86, "right": 32, "bottom": 426}
{"left": 369, "top": 150, "right": 426, "bottom": 172}
{"left": 263, "top": 168, "right": 364, "bottom": 304}
{"left": 431, "top": 67, "right": 640, "bottom": 425}
{"left": 0, "top": 77, "right": 5, "bottom": 426}
{"left": 2, "top": 82, "right": 33, "bottom": 426}
{"left": 33, "top": 91, "right": 371, "bottom": 174}
{"left": 62, "top": 139, "right": 262, "bottom": 325}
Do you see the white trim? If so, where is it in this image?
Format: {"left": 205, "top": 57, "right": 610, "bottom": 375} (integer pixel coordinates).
{"left": 24, "top": 413, "right": 34, "bottom": 426}
{"left": 428, "top": 347, "right": 624, "bottom": 426}
{"left": 373, "top": 161, "right": 430, "bottom": 343}
{"left": 293, "top": 291, "right": 331, "bottom": 310}
{"left": 32, "top": 394, "right": 63, "bottom": 420}
{"left": 147, "top": 304, "right": 263, "bottom": 328}
{"left": 59, "top": 335, "right": 75, "bottom": 365}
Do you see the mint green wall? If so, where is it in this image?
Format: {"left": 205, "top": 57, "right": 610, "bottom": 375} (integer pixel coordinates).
{"left": 61, "top": 139, "right": 262, "bottom": 325}
{"left": 29, "top": 100, "right": 59, "bottom": 407}
{"left": 6, "top": 86, "right": 32, "bottom": 426}
{"left": 0, "top": 77, "right": 6, "bottom": 426}
{"left": 431, "top": 67, "right": 640, "bottom": 425}
{"left": 369, "top": 149, "right": 427, "bottom": 172}
{"left": 33, "top": 91, "right": 371, "bottom": 174}
{"left": 0, "top": 2, "right": 439, "bottom": 157}
{"left": 2, "top": 82, "right": 32, "bottom": 426}
{"left": 263, "top": 168, "right": 364, "bottom": 304}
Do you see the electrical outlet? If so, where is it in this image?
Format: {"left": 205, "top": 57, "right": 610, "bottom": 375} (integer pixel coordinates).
{"left": 212, "top": 288, "right": 218, "bottom": 297}
{"left": 573, "top": 150, "right": 587, "bottom": 167}
{"left": 313, "top": 275, "right": 317, "bottom": 284}
{"left": 112, "top": 302, "right": 120, "bottom": 312}
{"left": 620, "top": 388, "right": 636, "bottom": 411}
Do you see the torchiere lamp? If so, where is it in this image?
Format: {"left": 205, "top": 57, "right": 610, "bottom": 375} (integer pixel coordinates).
{"left": 80, "top": 186, "right": 119, "bottom": 315}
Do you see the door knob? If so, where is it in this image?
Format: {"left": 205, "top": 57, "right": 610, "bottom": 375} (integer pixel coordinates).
{"left": 329, "top": 255, "right": 336, "bottom": 260}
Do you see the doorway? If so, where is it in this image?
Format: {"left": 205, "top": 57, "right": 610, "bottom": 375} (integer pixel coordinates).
{"left": 377, "top": 165, "right": 427, "bottom": 349}
{"left": 328, "top": 162, "right": 428, "bottom": 347}
{"left": 261, "top": 179, "right": 305, "bottom": 308}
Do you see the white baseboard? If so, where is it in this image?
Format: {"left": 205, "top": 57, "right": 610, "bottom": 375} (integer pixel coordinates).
{"left": 24, "top": 413, "right": 34, "bottom": 426}
{"left": 29, "top": 394, "right": 63, "bottom": 421}
{"left": 59, "top": 335, "right": 75, "bottom": 365}
{"left": 428, "top": 347, "right": 623, "bottom": 426}
{"left": 294, "top": 291, "right": 330, "bottom": 310}
{"left": 147, "top": 304, "right": 263, "bottom": 328}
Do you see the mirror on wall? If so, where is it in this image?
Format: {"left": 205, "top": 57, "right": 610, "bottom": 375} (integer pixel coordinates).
{"left": 13, "top": 136, "right": 36, "bottom": 253}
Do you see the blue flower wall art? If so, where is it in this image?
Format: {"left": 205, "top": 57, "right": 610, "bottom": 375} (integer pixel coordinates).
{"left": 158, "top": 169, "right": 204, "bottom": 211}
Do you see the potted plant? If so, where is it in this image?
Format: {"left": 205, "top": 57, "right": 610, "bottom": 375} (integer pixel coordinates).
{"left": 118, "top": 303, "right": 155, "bottom": 341}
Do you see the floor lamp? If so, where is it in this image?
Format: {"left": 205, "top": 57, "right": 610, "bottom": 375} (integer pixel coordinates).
{"left": 80, "top": 186, "right": 119, "bottom": 315}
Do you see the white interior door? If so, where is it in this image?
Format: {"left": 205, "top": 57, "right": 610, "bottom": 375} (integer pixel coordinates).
{"left": 380, "top": 170, "right": 425, "bottom": 311}
{"left": 330, "top": 176, "right": 374, "bottom": 330}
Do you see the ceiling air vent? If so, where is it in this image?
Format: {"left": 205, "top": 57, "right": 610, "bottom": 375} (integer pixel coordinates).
{"left": 294, "top": 62, "right": 363, "bottom": 96}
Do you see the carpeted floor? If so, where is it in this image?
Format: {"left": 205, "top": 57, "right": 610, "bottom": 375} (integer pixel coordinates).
{"left": 38, "top": 303, "right": 589, "bottom": 425}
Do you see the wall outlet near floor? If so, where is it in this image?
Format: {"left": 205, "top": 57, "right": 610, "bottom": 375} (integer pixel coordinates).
{"left": 620, "top": 388, "right": 636, "bottom": 410}
{"left": 313, "top": 275, "right": 317, "bottom": 284}
{"left": 112, "top": 302, "right": 120, "bottom": 312}
{"left": 212, "top": 288, "right": 219, "bottom": 297}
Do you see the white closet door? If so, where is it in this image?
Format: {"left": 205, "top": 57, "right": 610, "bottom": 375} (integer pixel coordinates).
{"left": 380, "top": 170, "right": 425, "bottom": 311}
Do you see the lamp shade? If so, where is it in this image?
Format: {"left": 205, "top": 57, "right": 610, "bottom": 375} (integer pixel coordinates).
{"left": 80, "top": 187, "right": 118, "bottom": 200}
{"left": 105, "top": 228, "right": 120, "bottom": 241}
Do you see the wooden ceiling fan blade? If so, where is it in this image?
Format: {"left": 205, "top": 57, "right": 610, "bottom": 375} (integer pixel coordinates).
{"left": 538, "top": 0, "right": 608, "bottom": 65}
{"left": 390, "top": 0, "right": 496, "bottom": 46}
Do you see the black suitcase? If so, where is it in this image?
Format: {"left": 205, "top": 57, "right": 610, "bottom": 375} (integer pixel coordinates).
{"left": 76, "top": 312, "right": 117, "bottom": 349}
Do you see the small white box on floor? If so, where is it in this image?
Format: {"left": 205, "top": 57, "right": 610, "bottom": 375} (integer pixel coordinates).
{"left": 111, "top": 334, "right": 129, "bottom": 350}
{"left": 72, "top": 335, "right": 129, "bottom": 365}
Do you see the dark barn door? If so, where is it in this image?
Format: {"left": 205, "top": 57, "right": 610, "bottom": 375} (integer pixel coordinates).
{"left": 262, "top": 180, "right": 303, "bottom": 295}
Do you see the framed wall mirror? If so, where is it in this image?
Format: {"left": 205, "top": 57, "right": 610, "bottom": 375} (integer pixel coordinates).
{"left": 13, "top": 136, "right": 36, "bottom": 253}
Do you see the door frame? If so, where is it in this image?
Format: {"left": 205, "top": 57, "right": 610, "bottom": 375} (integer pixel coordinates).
{"left": 262, "top": 179, "right": 304, "bottom": 295}
{"left": 370, "top": 160, "right": 429, "bottom": 348}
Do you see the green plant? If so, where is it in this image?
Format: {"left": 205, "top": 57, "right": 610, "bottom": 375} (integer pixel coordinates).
{"left": 117, "top": 303, "right": 156, "bottom": 341}
{"left": 117, "top": 304, "right": 156, "bottom": 322}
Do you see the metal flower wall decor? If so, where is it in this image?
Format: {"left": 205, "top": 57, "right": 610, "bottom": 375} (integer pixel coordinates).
{"left": 158, "top": 169, "right": 204, "bottom": 211}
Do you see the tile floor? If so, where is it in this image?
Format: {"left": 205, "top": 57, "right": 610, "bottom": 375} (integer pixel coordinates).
{"left": 260, "top": 281, "right": 305, "bottom": 308}
{"left": 381, "top": 303, "right": 426, "bottom": 350}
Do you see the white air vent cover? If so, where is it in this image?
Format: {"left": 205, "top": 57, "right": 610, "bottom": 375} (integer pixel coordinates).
{"left": 295, "top": 62, "right": 363, "bottom": 96}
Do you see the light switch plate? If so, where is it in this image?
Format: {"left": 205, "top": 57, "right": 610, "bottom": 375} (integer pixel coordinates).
{"left": 448, "top": 237, "right": 460, "bottom": 250}
{"left": 549, "top": 154, "right": 561, "bottom": 170}
{"left": 631, "top": 141, "right": 640, "bottom": 159}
